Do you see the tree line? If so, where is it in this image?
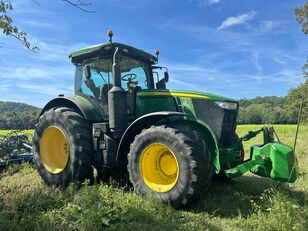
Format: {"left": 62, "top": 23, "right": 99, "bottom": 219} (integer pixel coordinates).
{"left": 0, "top": 79, "right": 306, "bottom": 130}
{"left": 238, "top": 79, "right": 307, "bottom": 124}
{"left": 237, "top": 96, "right": 294, "bottom": 124}
{"left": 0, "top": 102, "right": 40, "bottom": 130}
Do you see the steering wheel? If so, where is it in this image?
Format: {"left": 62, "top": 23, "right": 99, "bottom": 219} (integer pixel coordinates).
{"left": 121, "top": 73, "right": 137, "bottom": 82}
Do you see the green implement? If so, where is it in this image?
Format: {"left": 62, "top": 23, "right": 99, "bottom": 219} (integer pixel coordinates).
{"left": 225, "top": 127, "right": 298, "bottom": 183}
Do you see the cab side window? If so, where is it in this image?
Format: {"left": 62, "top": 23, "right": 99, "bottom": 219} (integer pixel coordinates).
{"left": 80, "top": 62, "right": 112, "bottom": 99}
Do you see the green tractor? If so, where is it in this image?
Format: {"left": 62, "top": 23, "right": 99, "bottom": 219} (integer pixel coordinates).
{"left": 33, "top": 31, "right": 298, "bottom": 208}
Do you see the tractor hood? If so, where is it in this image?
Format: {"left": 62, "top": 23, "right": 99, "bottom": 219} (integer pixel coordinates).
{"left": 136, "top": 89, "right": 238, "bottom": 148}
{"left": 137, "top": 89, "right": 237, "bottom": 102}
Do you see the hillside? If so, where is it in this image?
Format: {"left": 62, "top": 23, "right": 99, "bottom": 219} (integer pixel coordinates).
{"left": 0, "top": 101, "right": 40, "bottom": 113}
{"left": 0, "top": 101, "right": 41, "bottom": 130}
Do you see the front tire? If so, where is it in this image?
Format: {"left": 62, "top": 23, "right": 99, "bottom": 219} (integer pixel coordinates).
{"left": 33, "top": 107, "right": 94, "bottom": 186}
{"left": 127, "top": 125, "right": 213, "bottom": 208}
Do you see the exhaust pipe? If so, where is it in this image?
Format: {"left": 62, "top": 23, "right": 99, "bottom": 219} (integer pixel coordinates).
{"left": 108, "top": 47, "right": 128, "bottom": 138}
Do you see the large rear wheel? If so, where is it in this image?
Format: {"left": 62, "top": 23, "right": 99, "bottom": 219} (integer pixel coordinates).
{"left": 127, "top": 124, "right": 213, "bottom": 208}
{"left": 33, "top": 107, "right": 94, "bottom": 186}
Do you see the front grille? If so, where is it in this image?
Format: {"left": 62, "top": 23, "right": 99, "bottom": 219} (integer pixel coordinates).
{"left": 192, "top": 99, "right": 238, "bottom": 147}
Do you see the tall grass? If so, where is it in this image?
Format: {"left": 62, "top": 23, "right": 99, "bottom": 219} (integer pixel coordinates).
{"left": 0, "top": 125, "right": 307, "bottom": 231}
{"left": 0, "top": 129, "right": 34, "bottom": 137}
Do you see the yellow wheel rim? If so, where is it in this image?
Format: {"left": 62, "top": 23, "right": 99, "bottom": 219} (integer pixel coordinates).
{"left": 140, "top": 143, "right": 179, "bottom": 192}
{"left": 39, "top": 126, "right": 69, "bottom": 174}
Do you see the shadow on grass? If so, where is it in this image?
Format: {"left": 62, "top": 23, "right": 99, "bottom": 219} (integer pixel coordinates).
{"left": 190, "top": 175, "right": 307, "bottom": 218}
{"left": 111, "top": 207, "right": 222, "bottom": 231}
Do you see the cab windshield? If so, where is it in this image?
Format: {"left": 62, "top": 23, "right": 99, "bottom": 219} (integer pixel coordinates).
{"left": 75, "top": 56, "right": 153, "bottom": 98}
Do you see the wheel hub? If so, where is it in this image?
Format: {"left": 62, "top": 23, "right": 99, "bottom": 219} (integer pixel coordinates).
{"left": 140, "top": 143, "right": 179, "bottom": 192}
{"left": 39, "top": 126, "right": 69, "bottom": 174}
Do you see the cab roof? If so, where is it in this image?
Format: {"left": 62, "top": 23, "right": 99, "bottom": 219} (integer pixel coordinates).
{"left": 69, "top": 42, "right": 157, "bottom": 65}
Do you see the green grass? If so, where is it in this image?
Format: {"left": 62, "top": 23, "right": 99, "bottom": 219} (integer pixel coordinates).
{"left": 0, "top": 125, "right": 307, "bottom": 231}
{"left": 0, "top": 129, "right": 34, "bottom": 138}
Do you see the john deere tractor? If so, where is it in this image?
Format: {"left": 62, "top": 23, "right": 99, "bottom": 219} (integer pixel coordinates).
{"left": 33, "top": 31, "right": 298, "bottom": 208}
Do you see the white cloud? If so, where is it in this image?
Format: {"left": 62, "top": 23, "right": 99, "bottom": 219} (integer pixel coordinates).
{"left": 259, "top": 20, "right": 282, "bottom": 32}
{"left": 32, "top": 40, "right": 90, "bottom": 62}
{"left": 196, "top": 0, "right": 221, "bottom": 6}
{"left": 16, "top": 83, "right": 72, "bottom": 96}
{"left": 208, "top": 0, "right": 221, "bottom": 5}
{"left": 11, "top": 68, "right": 49, "bottom": 79}
{"left": 251, "top": 50, "right": 262, "bottom": 74}
{"left": 157, "top": 20, "right": 253, "bottom": 52}
{"left": 164, "top": 60, "right": 303, "bottom": 99}
{"left": 3, "top": 66, "right": 73, "bottom": 80}
{"left": 261, "top": 20, "right": 273, "bottom": 30}
{"left": 21, "top": 20, "right": 67, "bottom": 30}
{"left": 218, "top": 11, "right": 257, "bottom": 29}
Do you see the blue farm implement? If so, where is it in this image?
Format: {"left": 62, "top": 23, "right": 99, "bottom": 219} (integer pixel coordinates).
{"left": 0, "top": 133, "right": 33, "bottom": 170}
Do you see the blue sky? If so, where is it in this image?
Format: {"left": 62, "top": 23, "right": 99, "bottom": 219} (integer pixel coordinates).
{"left": 0, "top": 0, "right": 307, "bottom": 107}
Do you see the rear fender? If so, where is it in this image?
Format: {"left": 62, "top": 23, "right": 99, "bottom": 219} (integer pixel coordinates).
{"left": 40, "top": 95, "right": 104, "bottom": 122}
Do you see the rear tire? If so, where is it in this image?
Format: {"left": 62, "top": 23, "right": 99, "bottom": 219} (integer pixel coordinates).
{"left": 127, "top": 124, "right": 213, "bottom": 208}
{"left": 33, "top": 107, "right": 94, "bottom": 187}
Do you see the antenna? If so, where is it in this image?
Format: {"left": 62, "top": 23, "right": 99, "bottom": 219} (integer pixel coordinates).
{"left": 293, "top": 97, "right": 304, "bottom": 152}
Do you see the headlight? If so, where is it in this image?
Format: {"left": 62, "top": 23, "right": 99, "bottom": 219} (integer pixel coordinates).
{"left": 214, "top": 101, "right": 237, "bottom": 110}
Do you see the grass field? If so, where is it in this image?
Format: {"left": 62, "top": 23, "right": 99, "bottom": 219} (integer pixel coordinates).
{"left": 0, "top": 130, "right": 34, "bottom": 138}
{"left": 0, "top": 125, "right": 307, "bottom": 231}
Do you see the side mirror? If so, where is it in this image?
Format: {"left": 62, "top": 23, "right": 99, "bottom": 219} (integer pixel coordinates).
{"left": 84, "top": 65, "right": 91, "bottom": 79}
{"left": 164, "top": 71, "right": 169, "bottom": 82}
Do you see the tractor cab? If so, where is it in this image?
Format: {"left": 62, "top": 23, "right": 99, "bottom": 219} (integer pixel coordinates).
{"left": 70, "top": 39, "right": 169, "bottom": 117}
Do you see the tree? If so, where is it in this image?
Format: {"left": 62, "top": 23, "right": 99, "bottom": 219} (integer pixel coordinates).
{"left": 237, "top": 96, "right": 297, "bottom": 124}
{"left": 62, "top": 0, "right": 94, "bottom": 13}
{"left": 0, "top": 0, "right": 93, "bottom": 52}
{"left": 295, "top": 2, "right": 308, "bottom": 34}
{"left": 286, "top": 79, "right": 308, "bottom": 123}
{"left": 295, "top": 2, "right": 308, "bottom": 77}
{"left": 0, "top": 1, "right": 38, "bottom": 52}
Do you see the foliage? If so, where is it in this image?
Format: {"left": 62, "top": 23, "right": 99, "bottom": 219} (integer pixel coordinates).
{"left": 0, "top": 0, "right": 93, "bottom": 52}
{"left": 238, "top": 96, "right": 295, "bottom": 124}
{"left": 0, "top": 101, "right": 40, "bottom": 130}
{"left": 287, "top": 79, "right": 308, "bottom": 122}
{"left": 238, "top": 81, "right": 308, "bottom": 124}
{"left": 295, "top": 2, "right": 308, "bottom": 34}
{"left": 0, "top": 111, "right": 39, "bottom": 130}
{"left": 0, "top": 125, "right": 307, "bottom": 230}
{"left": 295, "top": 2, "right": 308, "bottom": 77}
{"left": 0, "top": 0, "right": 38, "bottom": 52}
